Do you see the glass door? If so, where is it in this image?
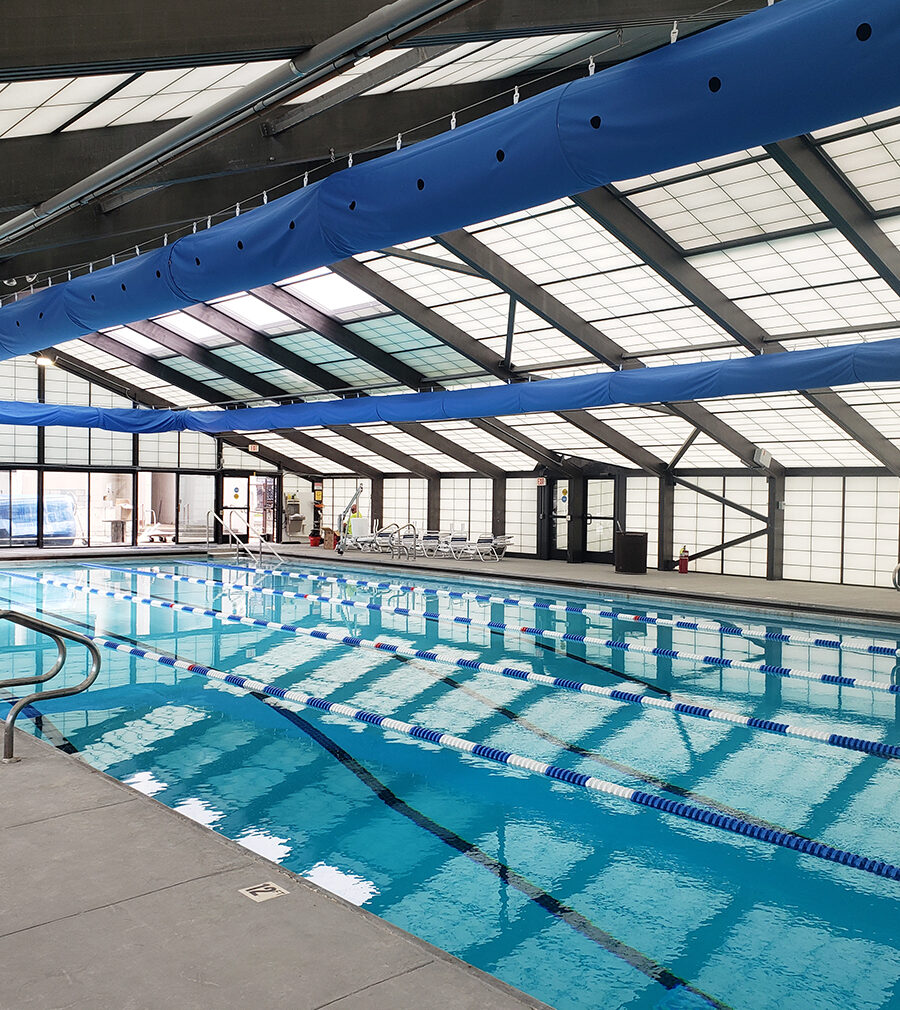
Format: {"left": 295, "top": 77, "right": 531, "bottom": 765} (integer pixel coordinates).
{"left": 137, "top": 472, "right": 177, "bottom": 544}
{"left": 222, "top": 475, "right": 250, "bottom": 542}
{"left": 550, "top": 479, "right": 570, "bottom": 560}
{"left": 177, "top": 474, "right": 216, "bottom": 543}
{"left": 586, "top": 478, "right": 616, "bottom": 563}
{"left": 249, "top": 475, "right": 278, "bottom": 542}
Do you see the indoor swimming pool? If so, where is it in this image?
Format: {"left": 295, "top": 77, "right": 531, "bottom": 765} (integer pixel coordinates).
{"left": 1, "top": 557, "right": 899, "bottom": 1010}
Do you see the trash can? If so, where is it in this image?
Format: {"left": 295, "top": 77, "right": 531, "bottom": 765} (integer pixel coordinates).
{"left": 614, "top": 531, "right": 648, "bottom": 574}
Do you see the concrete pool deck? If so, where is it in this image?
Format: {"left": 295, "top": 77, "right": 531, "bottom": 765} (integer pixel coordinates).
{"left": 0, "top": 731, "right": 549, "bottom": 1010}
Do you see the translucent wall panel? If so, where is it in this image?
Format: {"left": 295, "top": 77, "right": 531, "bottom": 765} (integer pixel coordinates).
{"left": 784, "top": 476, "right": 900, "bottom": 587}
{"left": 504, "top": 477, "right": 537, "bottom": 553}
{"left": 625, "top": 477, "right": 659, "bottom": 564}
{"left": 783, "top": 477, "right": 843, "bottom": 583}
{"left": 673, "top": 478, "right": 768, "bottom": 576}
{"left": 843, "top": 477, "right": 900, "bottom": 587}
{"left": 43, "top": 369, "right": 90, "bottom": 465}
{"left": 382, "top": 477, "right": 428, "bottom": 529}
{"left": 0, "top": 359, "right": 39, "bottom": 460}
{"left": 139, "top": 431, "right": 180, "bottom": 469}
{"left": 221, "top": 445, "right": 276, "bottom": 471}
{"left": 179, "top": 431, "right": 218, "bottom": 470}
{"left": 323, "top": 478, "right": 372, "bottom": 530}
{"left": 440, "top": 477, "right": 492, "bottom": 533}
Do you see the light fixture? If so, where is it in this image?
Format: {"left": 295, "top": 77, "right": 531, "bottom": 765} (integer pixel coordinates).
{"left": 2, "top": 279, "right": 16, "bottom": 287}
{"left": 24, "top": 273, "right": 37, "bottom": 283}
{"left": 35, "top": 355, "right": 56, "bottom": 367}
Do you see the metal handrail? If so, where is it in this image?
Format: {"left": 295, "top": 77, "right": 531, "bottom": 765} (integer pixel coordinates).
{"left": 1, "top": 611, "right": 101, "bottom": 762}
{"left": 893, "top": 562, "right": 900, "bottom": 591}
{"left": 205, "top": 510, "right": 286, "bottom": 567}
{"left": 390, "top": 523, "right": 418, "bottom": 559}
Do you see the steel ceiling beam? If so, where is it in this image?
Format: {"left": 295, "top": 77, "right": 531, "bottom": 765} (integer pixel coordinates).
{"left": 558, "top": 411, "right": 667, "bottom": 473}
{"left": 47, "top": 347, "right": 322, "bottom": 477}
{"left": 573, "top": 185, "right": 900, "bottom": 477}
{"left": 326, "top": 257, "right": 577, "bottom": 471}
{"left": 329, "top": 425, "right": 440, "bottom": 478}
{"left": 127, "top": 319, "right": 285, "bottom": 400}
{"left": 392, "top": 423, "right": 505, "bottom": 477}
{"left": 332, "top": 258, "right": 515, "bottom": 379}
{"left": 66, "top": 333, "right": 376, "bottom": 476}
{"left": 766, "top": 136, "right": 900, "bottom": 300}
{"left": 437, "top": 227, "right": 777, "bottom": 474}
{"left": 182, "top": 303, "right": 348, "bottom": 392}
{"left": 252, "top": 283, "right": 427, "bottom": 388}
{"left": 0, "top": 0, "right": 485, "bottom": 251}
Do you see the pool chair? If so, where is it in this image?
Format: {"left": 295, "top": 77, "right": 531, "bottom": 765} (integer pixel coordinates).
{"left": 452, "top": 533, "right": 514, "bottom": 561}
{"left": 420, "top": 530, "right": 448, "bottom": 557}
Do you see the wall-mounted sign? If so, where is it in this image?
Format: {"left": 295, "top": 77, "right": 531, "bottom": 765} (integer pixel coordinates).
{"left": 247, "top": 443, "right": 259, "bottom": 452}
{"left": 536, "top": 477, "right": 547, "bottom": 486}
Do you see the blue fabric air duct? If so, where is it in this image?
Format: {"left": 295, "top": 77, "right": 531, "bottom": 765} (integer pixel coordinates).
{"left": 0, "top": 0, "right": 897, "bottom": 434}
{"left": 3, "top": 337, "right": 899, "bottom": 433}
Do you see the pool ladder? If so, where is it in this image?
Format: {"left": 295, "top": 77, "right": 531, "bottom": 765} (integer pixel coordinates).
{"left": 205, "top": 510, "right": 286, "bottom": 567}
{"left": 1, "top": 612, "right": 101, "bottom": 763}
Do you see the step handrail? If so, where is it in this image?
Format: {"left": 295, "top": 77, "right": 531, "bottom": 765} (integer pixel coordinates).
{"left": 206, "top": 510, "right": 286, "bottom": 567}
{"left": 893, "top": 562, "right": 900, "bottom": 591}
{"left": 1, "top": 611, "right": 101, "bottom": 762}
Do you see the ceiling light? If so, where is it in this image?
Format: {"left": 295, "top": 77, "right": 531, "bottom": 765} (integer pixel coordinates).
{"left": 24, "top": 274, "right": 38, "bottom": 283}
{"left": 2, "top": 279, "right": 16, "bottom": 287}
{"left": 35, "top": 355, "right": 56, "bottom": 367}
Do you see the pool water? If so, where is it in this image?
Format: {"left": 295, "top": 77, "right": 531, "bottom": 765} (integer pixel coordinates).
{"left": 1, "top": 556, "right": 899, "bottom": 1010}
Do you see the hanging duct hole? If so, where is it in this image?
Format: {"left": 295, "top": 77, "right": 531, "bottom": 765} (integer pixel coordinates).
{"left": 289, "top": 221, "right": 295, "bottom": 230}
{"left": 237, "top": 241, "right": 244, "bottom": 250}
{"left": 349, "top": 201, "right": 357, "bottom": 210}
{"left": 590, "top": 116, "right": 602, "bottom": 129}
{"left": 195, "top": 258, "right": 201, "bottom": 267}
{"left": 708, "top": 77, "right": 722, "bottom": 92}
{"left": 417, "top": 178, "right": 425, "bottom": 191}
{"left": 496, "top": 149, "right": 505, "bottom": 162}
{"left": 156, "top": 270, "right": 161, "bottom": 278}
{"left": 121, "top": 284, "right": 126, "bottom": 291}
{"left": 857, "top": 22, "right": 872, "bottom": 41}
{"left": 90, "top": 294, "right": 96, "bottom": 301}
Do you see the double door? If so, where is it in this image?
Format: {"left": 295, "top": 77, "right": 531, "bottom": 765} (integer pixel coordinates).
{"left": 541, "top": 477, "right": 618, "bottom": 563}
{"left": 221, "top": 474, "right": 278, "bottom": 543}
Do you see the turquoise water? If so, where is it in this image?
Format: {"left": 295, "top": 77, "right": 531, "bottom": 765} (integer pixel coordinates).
{"left": 1, "top": 556, "right": 899, "bottom": 1010}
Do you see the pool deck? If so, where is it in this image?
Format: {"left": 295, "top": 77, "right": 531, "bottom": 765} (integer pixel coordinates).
{"left": 0, "top": 731, "right": 549, "bottom": 1010}
{"left": 270, "top": 544, "right": 900, "bottom": 628}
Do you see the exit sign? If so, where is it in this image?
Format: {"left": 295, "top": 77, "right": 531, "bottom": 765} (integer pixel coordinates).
{"left": 536, "top": 477, "right": 547, "bottom": 486}
{"left": 247, "top": 443, "right": 259, "bottom": 452}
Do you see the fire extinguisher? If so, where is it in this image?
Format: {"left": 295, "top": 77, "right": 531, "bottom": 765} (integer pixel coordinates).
{"left": 678, "top": 546, "right": 690, "bottom": 573}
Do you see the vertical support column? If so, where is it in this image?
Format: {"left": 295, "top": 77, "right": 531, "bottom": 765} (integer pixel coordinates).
{"left": 491, "top": 477, "right": 506, "bottom": 535}
{"left": 658, "top": 475, "right": 675, "bottom": 571}
{"left": 536, "top": 479, "right": 552, "bottom": 560}
{"left": 370, "top": 475, "right": 384, "bottom": 531}
{"left": 427, "top": 476, "right": 441, "bottom": 531}
{"left": 614, "top": 475, "right": 627, "bottom": 533}
{"left": 766, "top": 473, "right": 785, "bottom": 581}
{"left": 566, "top": 477, "right": 586, "bottom": 564}
{"left": 36, "top": 360, "right": 45, "bottom": 467}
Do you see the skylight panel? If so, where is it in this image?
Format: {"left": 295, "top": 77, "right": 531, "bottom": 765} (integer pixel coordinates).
{"left": 822, "top": 125, "right": 900, "bottom": 211}
{"left": 545, "top": 265, "right": 688, "bottom": 320}
{"left": 283, "top": 49, "right": 411, "bottom": 104}
{"left": 305, "top": 429, "right": 407, "bottom": 472}
{"left": 159, "top": 89, "right": 244, "bottom": 120}
{"left": 281, "top": 272, "right": 385, "bottom": 318}
{"left": 689, "top": 230, "right": 876, "bottom": 300}
{"left": 736, "top": 279, "right": 900, "bottom": 334}
{"left": 626, "top": 158, "right": 826, "bottom": 249}
{"left": 102, "top": 326, "right": 172, "bottom": 357}
{"left": 500, "top": 415, "right": 638, "bottom": 467}
{"left": 153, "top": 312, "right": 233, "bottom": 348}
{"left": 470, "top": 204, "right": 640, "bottom": 281}
{"left": 675, "top": 434, "right": 745, "bottom": 467}
{"left": 368, "top": 254, "right": 501, "bottom": 305}
{"left": 253, "top": 434, "right": 338, "bottom": 472}
{"left": 212, "top": 293, "right": 296, "bottom": 332}
{"left": 614, "top": 149, "right": 766, "bottom": 192}
{"left": 810, "top": 104, "right": 900, "bottom": 140}
{"left": 0, "top": 79, "right": 69, "bottom": 111}
{"left": 210, "top": 345, "right": 282, "bottom": 374}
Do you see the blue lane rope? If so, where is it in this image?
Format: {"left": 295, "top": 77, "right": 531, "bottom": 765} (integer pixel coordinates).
{"left": 15, "top": 571, "right": 900, "bottom": 762}
{"left": 78, "top": 630, "right": 900, "bottom": 882}
{"left": 87, "top": 563, "right": 900, "bottom": 698}
{"left": 189, "top": 559, "right": 900, "bottom": 661}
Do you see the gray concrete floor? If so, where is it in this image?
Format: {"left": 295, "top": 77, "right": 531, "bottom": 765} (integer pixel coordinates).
{"left": 272, "top": 543, "right": 900, "bottom": 627}
{"left": 0, "top": 732, "right": 548, "bottom": 1010}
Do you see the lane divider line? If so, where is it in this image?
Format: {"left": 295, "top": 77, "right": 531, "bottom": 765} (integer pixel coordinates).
{"left": 185, "top": 559, "right": 900, "bottom": 661}
{"left": 86, "top": 563, "right": 900, "bottom": 698}
{"left": 79, "top": 630, "right": 900, "bottom": 882}
{"left": 15, "top": 571, "right": 900, "bottom": 762}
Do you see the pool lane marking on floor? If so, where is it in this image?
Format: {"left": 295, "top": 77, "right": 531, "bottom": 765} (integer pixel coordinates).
{"left": 9, "top": 592, "right": 810, "bottom": 843}
{"left": 259, "top": 698, "right": 733, "bottom": 1010}
{"left": 71, "top": 631, "right": 900, "bottom": 881}
{"left": 15, "top": 571, "right": 900, "bottom": 762}
{"left": 186, "top": 558, "right": 900, "bottom": 661}
{"left": 83, "top": 564, "right": 900, "bottom": 698}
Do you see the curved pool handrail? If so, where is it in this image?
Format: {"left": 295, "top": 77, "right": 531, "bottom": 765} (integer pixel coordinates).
{"left": 1, "top": 611, "right": 101, "bottom": 762}
{"left": 893, "top": 562, "right": 900, "bottom": 591}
